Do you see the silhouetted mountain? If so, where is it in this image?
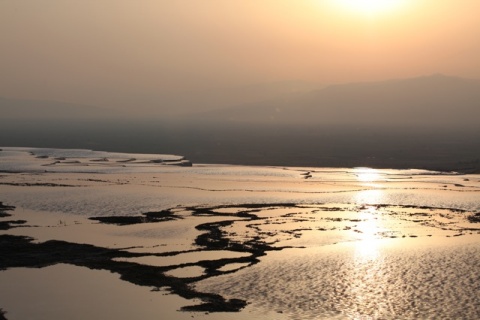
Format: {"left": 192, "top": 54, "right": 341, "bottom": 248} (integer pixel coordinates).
{"left": 0, "top": 97, "right": 117, "bottom": 120}
{"left": 196, "top": 74, "right": 480, "bottom": 128}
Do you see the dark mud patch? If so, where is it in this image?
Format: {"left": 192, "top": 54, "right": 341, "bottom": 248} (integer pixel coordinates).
{"left": 0, "top": 202, "right": 15, "bottom": 218}
{"left": 468, "top": 212, "right": 480, "bottom": 223}
{"left": 0, "top": 182, "right": 76, "bottom": 187}
{"left": 0, "top": 233, "right": 247, "bottom": 312}
{"left": 0, "top": 203, "right": 302, "bottom": 313}
{"left": 2, "top": 201, "right": 480, "bottom": 313}
{"left": 89, "top": 210, "right": 182, "bottom": 225}
{"left": 0, "top": 308, "right": 7, "bottom": 320}
{"left": 0, "top": 203, "right": 24, "bottom": 230}
{"left": 0, "top": 220, "right": 27, "bottom": 230}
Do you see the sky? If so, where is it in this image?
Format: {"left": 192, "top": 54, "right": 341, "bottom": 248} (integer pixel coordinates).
{"left": 1, "top": 0, "right": 479, "bottom": 112}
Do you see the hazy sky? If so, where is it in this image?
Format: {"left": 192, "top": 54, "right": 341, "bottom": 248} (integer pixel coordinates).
{"left": 1, "top": 0, "right": 479, "bottom": 111}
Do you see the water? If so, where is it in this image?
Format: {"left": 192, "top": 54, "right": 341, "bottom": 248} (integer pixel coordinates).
{"left": 1, "top": 147, "right": 480, "bottom": 319}
{"left": 197, "top": 238, "right": 480, "bottom": 319}
{"left": 1, "top": 147, "right": 479, "bottom": 214}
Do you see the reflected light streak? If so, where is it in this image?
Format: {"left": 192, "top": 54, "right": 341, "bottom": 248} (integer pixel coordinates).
{"left": 354, "top": 189, "right": 384, "bottom": 205}
{"left": 354, "top": 168, "right": 385, "bottom": 205}
{"left": 345, "top": 207, "right": 386, "bottom": 318}
{"left": 355, "top": 210, "right": 380, "bottom": 261}
{"left": 355, "top": 167, "right": 381, "bottom": 182}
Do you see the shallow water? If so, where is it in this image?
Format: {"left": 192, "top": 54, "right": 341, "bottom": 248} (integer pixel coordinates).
{"left": 195, "top": 235, "right": 480, "bottom": 319}
{"left": 1, "top": 147, "right": 480, "bottom": 319}
{"left": 1, "top": 148, "right": 479, "bottom": 215}
{"left": 0, "top": 264, "right": 197, "bottom": 320}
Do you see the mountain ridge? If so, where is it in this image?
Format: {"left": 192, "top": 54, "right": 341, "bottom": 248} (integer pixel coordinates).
{"left": 2, "top": 74, "right": 479, "bottom": 127}
{"left": 193, "top": 74, "right": 480, "bottom": 127}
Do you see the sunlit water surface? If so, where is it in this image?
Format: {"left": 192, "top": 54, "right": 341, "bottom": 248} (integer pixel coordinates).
{"left": 196, "top": 237, "right": 480, "bottom": 319}
{"left": 1, "top": 148, "right": 480, "bottom": 319}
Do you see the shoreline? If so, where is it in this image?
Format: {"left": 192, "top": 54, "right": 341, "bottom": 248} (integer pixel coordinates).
{"left": 0, "top": 139, "right": 480, "bottom": 174}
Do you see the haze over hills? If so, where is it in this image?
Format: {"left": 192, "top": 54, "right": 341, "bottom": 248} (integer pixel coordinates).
{"left": 0, "top": 97, "right": 118, "bottom": 120}
{"left": 1, "top": 74, "right": 479, "bottom": 172}
{"left": 2, "top": 74, "right": 479, "bottom": 127}
{"left": 195, "top": 74, "right": 480, "bottom": 128}
{"left": 133, "top": 80, "right": 318, "bottom": 117}
{"left": 0, "top": 80, "right": 317, "bottom": 120}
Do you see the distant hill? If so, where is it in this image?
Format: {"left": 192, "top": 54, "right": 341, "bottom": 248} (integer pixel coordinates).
{"left": 3, "top": 75, "right": 479, "bottom": 128}
{"left": 0, "top": 80, "right": 316, "bottom": 120}
{"left": 136, "top": 80, "right": 317, "bottom": 117}
{"left": 195, "top": 74, "right": 480, "bottom": 128}
{"left": 0, "top": 97, "right": 118, "bottom": 120}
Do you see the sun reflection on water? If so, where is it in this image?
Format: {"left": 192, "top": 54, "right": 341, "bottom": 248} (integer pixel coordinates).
{"left": 354, "top": 189, "right": 384, "bottom": 205}
{"left": 352, "top": 171, "right": 385, "bottom": 261}
{"left": 345, "top": 205, "right": 388, "bottom": 318}
{"left": 355, "top": 167, "right": 381, "bottom": 182}
{"left": 354, "top": 168, "right": 386, "bottom": 205}
{"left": 354, "top": 209, "right": 381, "bottom": 261}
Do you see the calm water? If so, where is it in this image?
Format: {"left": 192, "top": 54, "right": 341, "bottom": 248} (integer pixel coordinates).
{"left": 1, "top": 147, "right": 480, "bottom": 319}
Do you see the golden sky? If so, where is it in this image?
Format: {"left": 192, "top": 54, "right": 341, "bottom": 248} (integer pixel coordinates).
{"left": 1, "top": 0, "right": 479, "bottom": 109}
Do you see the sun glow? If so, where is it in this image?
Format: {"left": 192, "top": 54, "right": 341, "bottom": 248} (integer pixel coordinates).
{"left": 335, "top": 0, "right": 405, "bottom": 16}
{"left": 354, "top": 208, "right": 382, "bottom": 261}
{"left": 355, "top": 167, "right": 381, "bottom": 182}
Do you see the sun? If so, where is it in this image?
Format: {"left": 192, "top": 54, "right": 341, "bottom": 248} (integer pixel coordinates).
{"left": 335, "top": 0, "right": 404, "bottom": 16}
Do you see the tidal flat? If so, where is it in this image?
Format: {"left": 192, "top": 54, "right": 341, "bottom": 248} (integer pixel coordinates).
{"left": 1, "top": 147, "right": 480, "bottom": 319}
